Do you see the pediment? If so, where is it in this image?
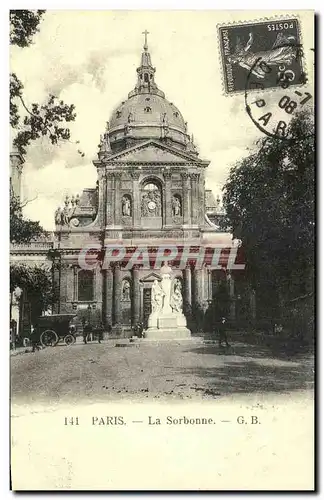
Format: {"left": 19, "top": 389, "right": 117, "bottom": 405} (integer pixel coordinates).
{"left": 140, "top": 271, "right": 161, "bottom": 283}
{"left": 105, "top": 141, "right": 203, "bottom": 165}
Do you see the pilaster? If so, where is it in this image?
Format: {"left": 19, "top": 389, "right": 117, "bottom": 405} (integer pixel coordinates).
{"left": 114, "top": 172, "right": 122, "bottom": 226}
{"left": 104, "top": 265, "right": 113, "bottom": 327}
{"left": 131, "top": 170, "right": 140, "bottom": 227}
{"left": 190, "top": 173, "right": 200, "bottom": 225}
{"left": 113, "top": 263, "right": 122, "bottom": 324}
{"left": 163, "top": 170, "right": 172, "bottom": 226}
{"left": 183, "top": 266, "right": 192, "bottom": 311}
{"left": 182, "top": 172, "right": 191, "bottom": 225}
{"left": 132, "top": 265, "right": 140, "bottom": 325}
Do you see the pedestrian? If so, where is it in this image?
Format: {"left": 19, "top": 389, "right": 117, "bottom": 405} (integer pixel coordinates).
{"left": 96, "top": 322, "right": 104, "bottom": 344}
{"left": 83, "top": 320, "right": 92, "bottom": 345}
{"left": 137, "top": 322, "right": 144, "bottom": 338}
{"left": 218, "top": 316, "right": 230, "bottom": 348}
{"left": 30, "top": 325, "right": 41, "bottom": 352}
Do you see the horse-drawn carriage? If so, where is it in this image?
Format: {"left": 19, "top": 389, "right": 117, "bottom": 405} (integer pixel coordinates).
{"left": 32, "top": 314, "right": 78, "bottom": 347}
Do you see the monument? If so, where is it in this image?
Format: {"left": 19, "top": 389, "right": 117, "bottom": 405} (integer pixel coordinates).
{"left": 144, "top": 262, "right": 191, "bottom": 339}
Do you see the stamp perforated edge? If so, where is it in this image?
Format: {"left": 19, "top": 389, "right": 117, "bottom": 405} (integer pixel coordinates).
{"left": 216, "top": 13, "right": 309, "bottom": 98}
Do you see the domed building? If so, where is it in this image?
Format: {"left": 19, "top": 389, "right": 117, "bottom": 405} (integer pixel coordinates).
{"left": 11, "top": 35, "right": 250, "bottom": 337}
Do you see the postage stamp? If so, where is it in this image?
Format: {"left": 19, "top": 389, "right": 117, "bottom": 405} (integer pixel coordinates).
{"left": 218, "top": 18, "right": 305, "bottom": 94}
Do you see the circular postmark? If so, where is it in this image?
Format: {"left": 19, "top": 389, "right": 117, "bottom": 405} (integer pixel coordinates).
{"left": 244, "top": 43, "right": 313, "bottom": 140}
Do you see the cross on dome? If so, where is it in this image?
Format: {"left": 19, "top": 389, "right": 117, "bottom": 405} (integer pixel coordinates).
{"left": 142, "top": 29, "right": 149, "bottom": 51}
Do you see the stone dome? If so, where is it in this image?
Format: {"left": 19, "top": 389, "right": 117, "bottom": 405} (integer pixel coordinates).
{"left": 110, "top": 94, "right": 186, "bottom": 132}
{"left": 104, "top": 35, "right": 197, "bottom": 155}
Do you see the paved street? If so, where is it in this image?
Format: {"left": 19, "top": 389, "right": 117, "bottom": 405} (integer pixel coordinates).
{"left": 11, "top": 338, "right": 314, "bottom": 406}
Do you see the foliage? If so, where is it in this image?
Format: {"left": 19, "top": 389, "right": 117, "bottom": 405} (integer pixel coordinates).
{"left": 10, "top": 10, "right": 78, "bottom": 155}
{"left": 10, "top": 10, "right": 46, "bottom": 47}
{"left": 10, "top": 263, "right": 53, "bottom": 312}
{"left": 222, "top": 111, "right": 315, "bottom": 318}
{"left": 10, "top": 193, "right": 46, "bottom": 244}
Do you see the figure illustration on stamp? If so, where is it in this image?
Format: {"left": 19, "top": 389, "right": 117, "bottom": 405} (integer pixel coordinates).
{"left": 228, "top": 32, "right": 298, "bottom": 79}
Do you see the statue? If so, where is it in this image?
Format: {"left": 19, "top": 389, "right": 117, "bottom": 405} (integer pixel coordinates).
{"left": 54, "top": 207, "right": 63, "bottom": 225}
{"left": 172, "top": 196, "right": 181, "bottom": 216}
{"left": 144, "top": 262, "right": 191, "bottom": 339}
{"left": 171, "top": 279, "right": 183, "bottom": 313}
{"left": 122, "top": 195, "right": 131, "bottom": 216}
{"left": 62, "top": 204, "right": 71, "bottom": 225}
{"left": 122, "top": 280, "right": 131, "bottom": 301}
{"left": 151, "top": 280, "right": 165, "bottom": 313}
{"left": 128, "top": 112, "right": 133, "bottom": 123}
{"left": 159, "top": 261, "right": 173, "bottom": 314}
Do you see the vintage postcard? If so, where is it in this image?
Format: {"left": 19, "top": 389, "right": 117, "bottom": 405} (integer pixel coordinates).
{"left": 10, "top": 10, "right": 315, "bottom": 491}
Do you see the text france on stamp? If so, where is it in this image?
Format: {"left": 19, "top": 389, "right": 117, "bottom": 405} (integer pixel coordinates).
{"left": 218, "top": 18, "right": 304, "bottom": 94}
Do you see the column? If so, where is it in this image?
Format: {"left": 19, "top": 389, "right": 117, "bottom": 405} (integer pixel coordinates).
{"left": 182, "top": 172, "right": 191, "bottom": 225}
{"left": 164, "top": 170, "right": 172, "bottom": 226}
{"left": 193, "top": 267, "right": 204, "bottom": 331}
{"left": 114, "top": 172, "right": 122, "bottom": 226}
{"left": 207, "top": 267, "right": 212, "bottom": 302}
{"left": 193, "top": 268, "right": 203, "bottom": 306}
{"left": 183, "top": 266, "right": 192, "bottom": 312}
{"left": 72, "top": 265, "right": 78, "bottom": 302}
{"left": 198, "top": 172, "right": 205, "bottom": 227}
{"left": 228, "top": 272, "right": 236, "bottom": 322}
{"left": 97, "top": 168, "right": 106, "bottom": 226}
{"left": 106, "top": 172, "right": 114, "bottom": 226}
{"left": 190, "top": 173, "right": 200, "bottom": 225}
{"left": 95, "top": 265, "right": 102, "bottom": 311}
{"left": 104, "top": 265, "right": 113, "bottom": 327}
{"left": 131, "top": 170, "right": 140, "bottom": 227}
{"left": 132, "top": 266, "right": 140, "bottom": 325}
{"left": 113, "top": 263, "right": 122, "bottom": 324}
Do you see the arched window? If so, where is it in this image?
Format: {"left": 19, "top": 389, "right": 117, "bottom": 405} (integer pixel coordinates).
{"left": 144, "top": 106, "right": 152, "bottom": 113}
{"left": 143, "top": 183, "right": 159, "bottom": 192}
{"left": 144, "top": 73, "right": 149, "bottom": 83}
{"left": 78, "top": 270, "right": 94, "bottom": 302}
{"left": 141, "top": 181, "right": 162, "bottom": 218}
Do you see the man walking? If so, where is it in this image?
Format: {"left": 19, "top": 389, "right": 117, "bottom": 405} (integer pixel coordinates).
{"left": 83, "top": 320, "right": 92, "bottom": 345}
{"left": 218, "top": 316, "right": 230, "bottom": 348}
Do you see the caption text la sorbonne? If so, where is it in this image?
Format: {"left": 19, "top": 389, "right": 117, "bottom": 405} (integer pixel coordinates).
{"left": 64, "top": 415, "right": 261, "bottom": 426}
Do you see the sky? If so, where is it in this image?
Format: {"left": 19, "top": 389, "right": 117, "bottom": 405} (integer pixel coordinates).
{"left": 10, "top": 10, "right": 314, "bottom": 230}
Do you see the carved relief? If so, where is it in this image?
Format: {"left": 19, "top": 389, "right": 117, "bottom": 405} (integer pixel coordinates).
{"left": 141, "top": 183, "right": 162, "bottom": 217}
{"left": 163, "top": 170, "right": 172, "bottom": 181}
{"left": 130, "top": 170, "right": 140, "bottom": 180}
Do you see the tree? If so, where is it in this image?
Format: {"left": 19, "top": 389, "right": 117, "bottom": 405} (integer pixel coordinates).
{"left": 10, "top": 263, "right": 53, "bottom": 320}
{"left": 10, "top": 11, "right": 77, "bottom": 321}
{"left": 10, "top": 193, "right": 46, "bottom": 244}
{"left": 222, "top": 111, "right": 314, "bottom": 323}
{"left": 10, "top": 10, "right": 79, "bottom": 155}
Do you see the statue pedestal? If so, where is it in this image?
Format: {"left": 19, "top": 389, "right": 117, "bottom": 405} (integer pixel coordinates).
{"left": 144, "top": 312, "right": 191, "bottom": 340}
{"left": 144, "top": 262, "right": 192, "bottom": 340}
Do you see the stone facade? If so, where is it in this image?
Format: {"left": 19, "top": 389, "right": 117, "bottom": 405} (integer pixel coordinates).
{"left": 10, "top": 36, "right": 253, "bottom": 337}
